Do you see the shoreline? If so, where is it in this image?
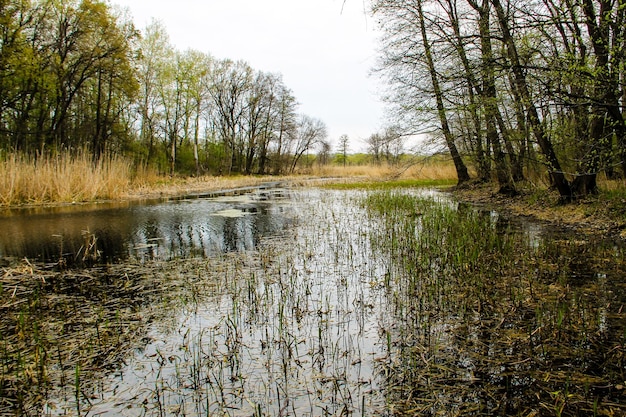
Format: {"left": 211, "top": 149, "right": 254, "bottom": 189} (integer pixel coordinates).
{"left": 3, "top": 175, "right": 626, "bottom": 240}
{"left": 0, "top": 175, "right": 365, "bottom": 211}
{"left": 451, "top": 183, "right": 626, "bottom": 240}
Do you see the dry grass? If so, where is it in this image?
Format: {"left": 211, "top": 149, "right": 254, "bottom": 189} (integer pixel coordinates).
{"left": 0, "top": 153, "right": 132, "bottom": 206}
{"left": 126, "top": 160, "right": 460, "bottom": 200}
{"left": 599, "top": 177, "right": 626, "bottom": 193}
{"left": 123, "top": 173, "right": 294, "bottom": 200}
{"left": 303, "top": 158, "right": 459, "bottom": 181}
{"left": 454, "top": 174, "right": 626, "bottom": 239}
{"left": 0, "top": 152, "right": 460, "bottom": 207}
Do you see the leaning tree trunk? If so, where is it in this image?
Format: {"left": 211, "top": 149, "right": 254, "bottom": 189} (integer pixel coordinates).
{"left": 417, "top": 0, "right": 471, "bottom": 185}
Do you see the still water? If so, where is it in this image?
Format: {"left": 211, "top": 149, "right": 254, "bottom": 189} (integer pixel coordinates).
{"left": 2, "top": 187, "right": 625, "bottom": 416}
{"left": 0, "top": 187, "right": 295, "bottom": 265}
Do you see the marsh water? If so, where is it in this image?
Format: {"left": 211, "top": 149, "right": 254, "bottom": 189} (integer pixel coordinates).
{"left": 1, "top": 186, "right": 625, "bottom": 416}
{"left": 0, "top": 187, "right": 295, "bottom": 265}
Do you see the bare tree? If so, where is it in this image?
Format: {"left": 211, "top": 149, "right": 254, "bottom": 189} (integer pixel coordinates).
{"left": 366, "top": 132, "right": 384, "bottom": 164}
{"left": 317, "top": 139, "right": 332, "bottom": 166}
{"left": 290, "top": 115, "right": 327, "bottom": 173}
{"left": 338, "top": 134, "right": 350, "bottom": 167}
{"left": 373, "top": 0, "right": 471, "bottom": 185}
{"left": 208, "top": 59, "right": 252, "bottom": 174}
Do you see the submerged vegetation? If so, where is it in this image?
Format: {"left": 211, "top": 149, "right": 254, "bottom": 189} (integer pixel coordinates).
{"left": 0, "top": 257, "right": 230, "bottom": 414}
{"left": 364, "top": 190, "right": 626, "bottom": 415}
{"left": 1, "top": 186, "right": 625, "bottom": 416}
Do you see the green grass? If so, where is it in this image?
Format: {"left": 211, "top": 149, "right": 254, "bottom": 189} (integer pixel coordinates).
{"left": 322, "top": 178, "right": 457, "bottom": 190}
{"left": 361, "top": 189, "right": 626, "bottom": 416}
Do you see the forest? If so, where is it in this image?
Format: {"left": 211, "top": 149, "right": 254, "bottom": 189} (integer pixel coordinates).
{"left": 0, "top": 0, "right": 336, "bottom": 177}
{"left": 373, "top": 0, "right": 625, "bottom": 201}
{"left": 1, "top": 0, "right": 625, "bottom": 200}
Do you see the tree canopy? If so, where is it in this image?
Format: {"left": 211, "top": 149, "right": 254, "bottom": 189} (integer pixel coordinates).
{"left": 372, "top": 0, "right": 626, "bottom": 199}
{"left": 0, "top": 0, "right": 328, "bottom": 175}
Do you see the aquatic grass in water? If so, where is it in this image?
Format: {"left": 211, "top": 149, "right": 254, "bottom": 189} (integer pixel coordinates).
{"left": 0, "top": 257, "right": 230, "bottom": 415}
{"left": 1, "top": 187, "right": 625, "bottom": 416}
{"left": 363, "top": 189, "right": 626, "bottom": 416}
{"left": 1, "top": 189, "right": 393, "bottom": 416}
{"left": 323, "top": 178, "right": 456, "bottom": 190}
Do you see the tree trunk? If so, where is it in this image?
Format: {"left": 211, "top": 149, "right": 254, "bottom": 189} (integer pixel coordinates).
{"left": 417, "top": 0, "right": 470, "bottom": 185}
{"left": 194, "top": 100, "right": 201, "bottom": 176}
{"left": 490, "top": 0, "right": 571, "bottom": 200}
{"left": 446, "top": 0, "right": 490, "bottom": 182}
{"left": 581, "top": 0, "right": 626, "bottom": 180}
{"left": 476, "top": 0, "right": 516, "bottom": 195}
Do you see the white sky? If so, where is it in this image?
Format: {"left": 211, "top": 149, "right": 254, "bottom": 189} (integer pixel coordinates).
{"left": 111, "top": 0, "right": 385, "bottom": 151}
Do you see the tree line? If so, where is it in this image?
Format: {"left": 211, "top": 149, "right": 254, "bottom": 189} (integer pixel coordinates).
{"left": 373, "top": 0, "right": 625, "bottom": 200}
{"left": 0, "top": 0, "right": 328, "bottom": 175}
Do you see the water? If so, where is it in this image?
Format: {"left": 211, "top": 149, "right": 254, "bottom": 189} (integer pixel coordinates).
{"left": 0, "top": 188, "right": 295, "bottom": 265}
{"left": 73, "top": 188, "right": 391, "bottom": 416}
{"left": 2, "top": 187, "right": 625, "bottom": 416}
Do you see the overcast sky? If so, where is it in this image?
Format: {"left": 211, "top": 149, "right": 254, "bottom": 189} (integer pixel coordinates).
{"left": 112, "top": 0, "right": 385, "bottom": 150}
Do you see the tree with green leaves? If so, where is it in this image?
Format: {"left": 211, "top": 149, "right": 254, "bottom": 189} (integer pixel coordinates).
{"left": 0, "top": 0, "right": 137, "bottom": 159}
{"left": 372, "top": 0, "right": 625, "bottom": 200}
{"left": 338, "top": 134, "right": 349, "bottom": 167}
{"left": 0, "top": 0, "right": 326, "bottom": 178}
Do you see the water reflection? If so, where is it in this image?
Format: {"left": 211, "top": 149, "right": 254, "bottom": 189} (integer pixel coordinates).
{"left": 4, "top": 187, "right": 626, "bottom": 416}
{"left": 0, "top": 190, "right": 295, "bottom": 264}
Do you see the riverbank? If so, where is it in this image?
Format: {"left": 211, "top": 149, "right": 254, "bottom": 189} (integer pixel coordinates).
{"left": 5, "top": 152, "right": 626, "bottom": 240}
{"left": 452, "top": 181, "right": 626, "bottom": 239}
{"left": 1, "top": 158, "right": 457, "bottom": 207}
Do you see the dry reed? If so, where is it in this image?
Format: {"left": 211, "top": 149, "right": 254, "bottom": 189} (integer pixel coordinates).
{"left": 0, "top": 151, "right": 460, "bottom": 207}
{"left": 304, "top": 158, "right": 459, "bottom": 181}
{"left": 123, "top": 173, "right": 294, "bottom": 200}
{"left": 0, "top": 153, "right": 132, "bottom": 206}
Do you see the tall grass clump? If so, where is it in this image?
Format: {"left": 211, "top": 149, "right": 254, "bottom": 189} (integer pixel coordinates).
{"left": 0, "top": 152, "right": 132, "bottom": 206}
{"left": 362, "top": 190, "right": 626, "bottom": 416}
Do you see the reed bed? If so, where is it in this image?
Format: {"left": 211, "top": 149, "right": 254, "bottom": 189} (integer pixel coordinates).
{"left": 124, "top": 173, "right": 300, "bottom": 200}
{"left": 0, "top": 149, "right": 458, "bottom": 208}
{"left": 0, "top": 153, "right": 132, "bottom": 206}
{"left": 307, "top": 158, "right": 459, "bottom": 181}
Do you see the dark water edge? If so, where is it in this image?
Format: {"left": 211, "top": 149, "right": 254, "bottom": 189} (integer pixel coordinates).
{"left": 0, "top": 182, "right": 293, "bottom": 267}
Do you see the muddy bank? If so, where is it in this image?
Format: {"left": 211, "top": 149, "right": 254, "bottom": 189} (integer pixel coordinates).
{"left": 2, "top": 175, "right": 351, "bottom": 211}
{"left": 452, "top": 184, "right": 626, "bottom": 239}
